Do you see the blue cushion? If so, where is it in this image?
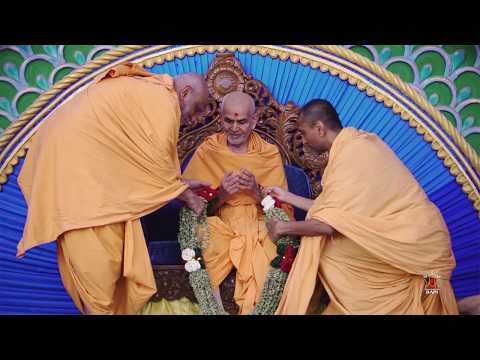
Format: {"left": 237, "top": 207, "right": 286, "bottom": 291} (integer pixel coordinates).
{"left": 284, "top": 164, "right": 312, "bottom": 221}
{"left": 149, "top": 241, "right": 184, "bottom": 265}
{"left": 141, "top": 200, "right": 183, "bottom": 249}
{"left": 143, "top": 156, "right": 313, "bottom": 265}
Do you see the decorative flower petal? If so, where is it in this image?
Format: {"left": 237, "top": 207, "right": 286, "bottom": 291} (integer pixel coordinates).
{"left": 185, "top": 259, "right": 201, "bottom": 273}
{"left": 261, "top": 195, "right": 275, "bottom": 212}
{"left": 181, "top": 248, "right": 196, "bottom": 261}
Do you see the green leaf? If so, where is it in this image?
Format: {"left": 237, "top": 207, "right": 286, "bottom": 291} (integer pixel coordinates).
{"left": 271, "top": 255, "right": 282, "bottom": 268}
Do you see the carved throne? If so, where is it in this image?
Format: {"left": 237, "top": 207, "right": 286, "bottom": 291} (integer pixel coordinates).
{"left": 141, "top": 54, "right": 329, "bottom": 314}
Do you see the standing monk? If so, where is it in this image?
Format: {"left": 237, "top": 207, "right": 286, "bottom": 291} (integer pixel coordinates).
{"left": 17, "top": 62, "right": 210, "bottom": 315}
{"left": 182, "top": 91, "right": 293, "bottom": 314}
{"left": 266, "top": 99, "right": 459, "bottom": 315}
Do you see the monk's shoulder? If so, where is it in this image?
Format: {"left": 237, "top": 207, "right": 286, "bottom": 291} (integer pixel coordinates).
{"left": 99, "top": 76, "right": 175, "bottom": 103}
{"left": 201, "top": 133, "right": 221, "bottom": 147}
{"left": 128, "top": 76, "right": 180, "bottom": 117}
{"left": 340, "top": 129, "right": 383, "bottom": 153}
{"left": 128, "top": 76, "right": 173, "bottom": 97}
{"left": 336, "top": 130, "right": 396, "bottom": 171}
{"left": 192, "top": 134, "right": 220, "bottom": 156}
{"left": 264, "top": 141, "right": 281, "bottom": 154}
{"left": 256, "top": 134, "right": 281, "bottom": 155}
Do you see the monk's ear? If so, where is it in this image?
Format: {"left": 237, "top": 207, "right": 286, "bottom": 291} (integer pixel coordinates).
{"left": 250, "top": 111, "right": 259, "bottom": 129}
{"left": 180, "top": 85, "right": 192, "bottom": 100}
{"left": 315, "top": 120, "right": 326, "bottom": 136}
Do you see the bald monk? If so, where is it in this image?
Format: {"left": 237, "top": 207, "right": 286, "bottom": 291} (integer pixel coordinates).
{"left": 182, "top": 91, "right": 294, "bottom": 314}
{"left": 266, "top": 99, "right": 459, "bottom": 315}
{"left": 17, "top": 63, "right": 211, "bottom": 315}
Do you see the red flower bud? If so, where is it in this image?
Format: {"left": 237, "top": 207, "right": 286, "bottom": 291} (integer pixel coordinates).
{"left": 279, "top": 245, "right": 298, "bottom": 273}
{"left": 195, "top": 186, "right": 219, "bottom": 202}
{"left": 273, "top": 196, "right": 283, "bottom": 208}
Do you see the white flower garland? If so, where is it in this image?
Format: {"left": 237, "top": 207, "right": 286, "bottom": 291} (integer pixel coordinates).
{"left": 178, "top": 196, "right": 299, "bottom": 315}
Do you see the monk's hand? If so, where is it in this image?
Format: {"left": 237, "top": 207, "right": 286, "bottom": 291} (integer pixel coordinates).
{"left": 179, "top": 189, "right": 206, "bottom": 216}
{"left": 187, "top": 193, "right": 207, "bottom": 217}
{"left": 219, "top": 172, "right": 241, "bottom": 200}
{"left": 183, "top": 179, "right": 211, "bottom": 191}
{"left": 263, "top": 186, "right": 289, "bottom": 203}
{"left": 266, "top": 218, "right": 285, "bottom": 244}
{"left": 238, "top": 169, "right": 261, "bottom": 202}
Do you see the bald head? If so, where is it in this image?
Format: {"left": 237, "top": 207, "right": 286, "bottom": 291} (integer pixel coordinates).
{"left": 219, "top": 92, "right": 257, "bottom": 152}
{"left": 175, "top": 73, "right": 208, "bottom": 95}
{"left": 174, "top": 72, "right": 209, "bottom": 125}
{"left": 220, "top": 91, "right": 256, "bottom": 119}
{"left": 297, "top": 99, "right": 342, "bottom": 154}
{"left": 299, "top": 99, "right": 342, "bottom": 131}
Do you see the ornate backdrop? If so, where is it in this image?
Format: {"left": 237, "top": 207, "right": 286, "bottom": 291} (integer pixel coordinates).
{"left": 0, "top": 45, "right": 478, "bottom": 314}
{"left": 2, "top": 45, "right": 479, "bottom": 152}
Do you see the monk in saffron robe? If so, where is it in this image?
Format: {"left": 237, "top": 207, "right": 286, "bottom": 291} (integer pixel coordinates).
{"left": 266, "top": 99, "right": 459, "bottom": 315}
{"left": 17, "top": 63, "right": 210, "bottom": 315}
{"left": 182, "top": 91, "right": 293, "bottom": 314}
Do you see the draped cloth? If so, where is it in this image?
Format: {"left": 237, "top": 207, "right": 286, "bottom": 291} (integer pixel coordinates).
{"left": 276, "top": 128, "right": 458, "bottom": 315}
{"left": 182, "top": 132, "right": 293, "bottom": 314}
{"left": 17, "top": 63, "right": 188, "bottom": 314}
{"left": 138, "top": 298, "right": 201, "bottom": 315}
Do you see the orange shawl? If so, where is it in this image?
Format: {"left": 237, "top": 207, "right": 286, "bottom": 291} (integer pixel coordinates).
{"left": 182, "top": 132, "right": 292, "bottom": 213}
{"left": 17, "top": 63, "right": 188, "bottom": 256}
{"left": 276, "top": 128, "right": 458, "bottom": 315}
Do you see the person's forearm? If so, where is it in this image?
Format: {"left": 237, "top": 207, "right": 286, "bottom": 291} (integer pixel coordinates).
{"left": 285, "top": 192, "right": 314, "bottom": 211}
{"left": 177, "top": 187, "right": 194, "bottom": 203}
{"left": 280, "top": 219, "right": 334, "bottom": 237}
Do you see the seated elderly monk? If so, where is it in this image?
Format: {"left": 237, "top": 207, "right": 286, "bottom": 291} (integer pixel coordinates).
{"left": 182, "top": 91, "right": 294, "bottom": 314}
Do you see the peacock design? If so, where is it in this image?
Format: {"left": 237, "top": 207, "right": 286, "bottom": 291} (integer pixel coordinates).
{"left": 0, "top": 45, "right": 115, "bottom": 133}
{"left": 345, "top": 45, "right": 480, "bottom": 152}
{"left": 1, "top": 44, "right": 479, "bottom": 154}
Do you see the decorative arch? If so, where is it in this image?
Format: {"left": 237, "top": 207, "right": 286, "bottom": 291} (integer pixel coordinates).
{"left": 0, "top": 45, "right": 478, "bottom": 314}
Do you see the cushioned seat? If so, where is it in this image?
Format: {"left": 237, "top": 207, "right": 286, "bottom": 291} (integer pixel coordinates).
{"left": 142, "top": 155, "right": 312, "bottom": 265}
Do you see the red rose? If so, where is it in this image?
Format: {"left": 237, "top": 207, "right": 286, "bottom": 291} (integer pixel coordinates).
{"left": 195, "top": 186, "right": 219, "bottom": 202}
{"left": 273, "top": 196, "right": 282, "bottom": 208}
{"left": 279, "top": 245, "right": 298, "bottom": 273}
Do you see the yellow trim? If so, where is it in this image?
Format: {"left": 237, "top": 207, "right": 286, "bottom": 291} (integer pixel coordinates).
{"left": 0, "top": 45, "right": 478, "bottom": 215}
{"left": 292, "top": 45, "right": 480, "bottom": 186}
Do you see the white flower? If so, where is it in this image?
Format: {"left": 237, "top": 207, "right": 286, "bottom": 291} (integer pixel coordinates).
{"left": 185, "top": 259, "right": 201, "bottom": 273}
{"left": 261, "top": 195, "right": 276, "bottom": 212}
{"left": 182, "top": 248, "right": 196, "bottom": 261}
